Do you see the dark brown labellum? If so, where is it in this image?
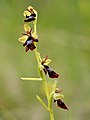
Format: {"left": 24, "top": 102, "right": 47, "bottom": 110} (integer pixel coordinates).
{"left": 43, "top": 65, "right": 59, "bottom": 78}
{"left": 23, "top": 36, "right": 38, "bottom": 52}
{"left": 26, "top": 43, "right": 36, "bottom": 51}
{"left": 54, "top": 99, "right": 68, "bottom": 110}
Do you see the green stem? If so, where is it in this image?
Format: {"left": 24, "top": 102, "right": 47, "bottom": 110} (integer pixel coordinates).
{"left": 50, "top": 111, "right": 54, "bottom": 120}
{"left": 42, "top": 71, "right": 49, "bottom": 99}
{"left": 48, "top": 93, "right": 54, "bottom": 120}
{"left": 33, "top": 22, "right": 36, "bottom": 34}
{"left": 33, "top": 19, "right": 54, "bottom": 120}
{"left": 34, "top": 47, "right": 49, "bottom": 100}
{"left": 34, "top": 48, "right": 40, "bottom": 65}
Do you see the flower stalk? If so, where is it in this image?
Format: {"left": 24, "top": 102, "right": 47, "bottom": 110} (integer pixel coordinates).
{"left": 33, "top": 18, "right": 55, "bottom": 119}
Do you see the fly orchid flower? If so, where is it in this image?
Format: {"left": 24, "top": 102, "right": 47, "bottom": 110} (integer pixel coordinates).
{"left": 41, "top": 56, "right": 59, "bottom": 78}
{"left": 18, "top": 24, "right": 38, "bottom": 52}
{"left": 53, "top": 88, "right": 68, "bottom": 110}
{"left": 23, "top": 6, "right": 37, "bottom": 22}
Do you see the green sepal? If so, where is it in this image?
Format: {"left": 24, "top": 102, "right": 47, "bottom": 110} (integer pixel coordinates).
{"left": 21, "top": 77, "right": 42, "bottom": 81}
{"left": 36, "top": 95, "right": 49, "bottom": 111}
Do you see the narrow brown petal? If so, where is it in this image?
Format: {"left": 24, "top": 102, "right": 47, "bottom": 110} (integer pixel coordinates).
{"left": 33, "top": 38, "right": 38, "bottom": 42}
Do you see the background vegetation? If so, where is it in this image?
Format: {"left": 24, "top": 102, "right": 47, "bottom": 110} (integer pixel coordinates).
{"left": 0, "top": 0, "right": 90, "bottom": 120}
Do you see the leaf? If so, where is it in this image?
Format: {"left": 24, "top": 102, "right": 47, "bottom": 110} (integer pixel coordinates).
{"left": 21, "top": 77, "right": 42, "bottom": 81}
{"left": 36, "top": 95, "right": 49, "bottom": 111}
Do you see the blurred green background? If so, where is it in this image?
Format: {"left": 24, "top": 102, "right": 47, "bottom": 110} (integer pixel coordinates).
{"left": 0, "top": 0, "right": 90, "bottom": 120}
